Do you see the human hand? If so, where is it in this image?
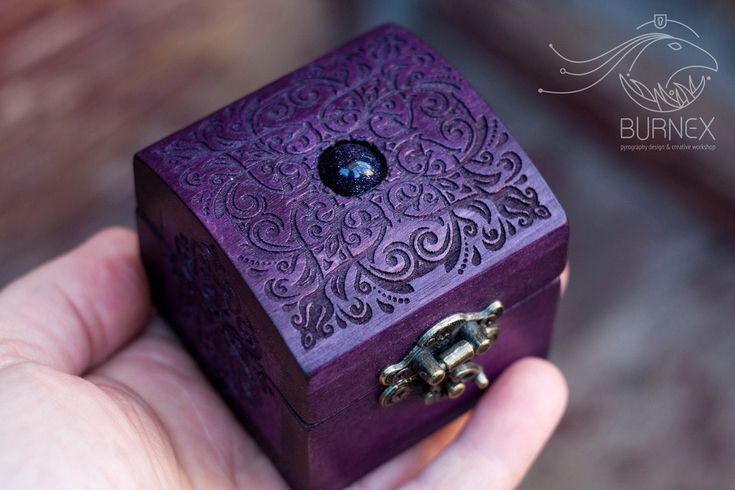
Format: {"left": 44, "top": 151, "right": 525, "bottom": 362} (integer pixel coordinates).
{"left": 0, "top": 228, "right": 567, "bottom": 489}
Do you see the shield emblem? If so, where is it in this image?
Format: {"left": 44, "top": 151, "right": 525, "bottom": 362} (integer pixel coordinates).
{"left": 654, "top": 14, "right": 667, "bottom": 29}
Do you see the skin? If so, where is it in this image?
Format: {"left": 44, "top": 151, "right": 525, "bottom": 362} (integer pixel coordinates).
{"left": 0, "top": 228, "right": 568, "bottom": 489}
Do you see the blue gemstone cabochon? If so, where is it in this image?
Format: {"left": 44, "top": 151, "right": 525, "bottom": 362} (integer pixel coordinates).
{"left": 317, "top": 141, "right": 387, "bottom": 197}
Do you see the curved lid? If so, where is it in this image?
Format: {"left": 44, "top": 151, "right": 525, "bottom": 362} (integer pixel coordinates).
{"left": 135, "top": 24, "right": 568, "bottom": 424}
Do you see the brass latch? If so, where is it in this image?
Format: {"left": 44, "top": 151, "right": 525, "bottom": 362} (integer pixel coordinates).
{"left": 378, "top": 301, "right": 503, "bottom": 407}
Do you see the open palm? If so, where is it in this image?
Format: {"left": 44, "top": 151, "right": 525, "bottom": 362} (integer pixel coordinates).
{"left": 0, "top": 228, "right": 567, "bottom": 489}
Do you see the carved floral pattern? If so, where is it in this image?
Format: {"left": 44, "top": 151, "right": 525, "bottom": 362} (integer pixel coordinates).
{"left": 151, "top": 28, "right": 551, "bottom": 350}
{"left": 168, "top": 233, "right": 272, "bottom": 405}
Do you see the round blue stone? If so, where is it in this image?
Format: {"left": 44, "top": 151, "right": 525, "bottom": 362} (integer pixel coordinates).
{"left": 317, "top": 141, "right": 386, "bottom": 197}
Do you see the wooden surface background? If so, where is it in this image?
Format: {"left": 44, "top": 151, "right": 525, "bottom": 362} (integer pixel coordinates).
{"left": 1, "top": 1, "right": 734, "bottom": 488}
{"left": 0, "top": 0, "right": 338, "bottom": 281}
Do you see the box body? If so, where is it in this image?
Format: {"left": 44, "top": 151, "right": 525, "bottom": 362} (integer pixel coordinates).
{"left": 134, "top": 24, "right": 568, "bottom": 489}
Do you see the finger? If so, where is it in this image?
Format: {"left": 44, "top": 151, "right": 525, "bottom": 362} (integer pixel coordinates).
{"left": 0, "top": 227, "right": 151, "bottom": 374}
{"left": 402, "top": 357, "right": 568, "bottom": 490}
{"left": 87, "top": 323, "right": 286, "bottom": 489}
{"left": 560, "top": 263, "right": 570, "bottom": 296}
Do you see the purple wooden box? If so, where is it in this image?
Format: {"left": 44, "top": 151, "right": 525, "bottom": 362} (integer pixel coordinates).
{"left": 134, "top": 24, "right": 568, "bottom": 490}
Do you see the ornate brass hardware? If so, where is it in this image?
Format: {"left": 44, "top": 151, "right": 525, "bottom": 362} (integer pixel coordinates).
{"left": 378, "top": 301, "right": 503, "bottom": 407}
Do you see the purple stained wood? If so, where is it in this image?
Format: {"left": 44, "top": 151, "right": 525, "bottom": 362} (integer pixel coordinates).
{"left": 134, "top": 23, "right": 568, "bottom": 490}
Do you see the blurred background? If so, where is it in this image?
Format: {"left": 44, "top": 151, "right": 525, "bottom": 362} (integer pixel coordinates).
{"left": 1, "top": 0, "right": 734, "bottom": 488}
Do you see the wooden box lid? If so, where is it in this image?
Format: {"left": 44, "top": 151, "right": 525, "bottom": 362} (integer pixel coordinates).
{"left": 134, "top": 24, "right": 568, "bottom": 424}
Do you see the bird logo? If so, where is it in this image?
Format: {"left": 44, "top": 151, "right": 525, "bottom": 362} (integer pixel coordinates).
{"left": 539, "top": 14, "right": 718, "bottom": 113}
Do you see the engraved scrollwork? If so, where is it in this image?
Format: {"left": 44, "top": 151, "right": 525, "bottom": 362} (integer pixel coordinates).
{"left": 167, "top": 233, "right": 272, "bottom": 405}
{"left": 150, "top": 27, "right": 552, "bottom": 349}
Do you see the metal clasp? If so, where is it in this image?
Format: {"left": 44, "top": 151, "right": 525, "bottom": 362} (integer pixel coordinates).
{"left": 378, "top": 301, "right": 503, "bottom": 407}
